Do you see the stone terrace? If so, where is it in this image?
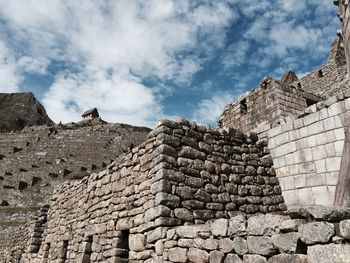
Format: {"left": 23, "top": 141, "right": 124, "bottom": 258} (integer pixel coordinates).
{"left": 0, "top": 122, "right": 150, "bottom": 207}
{"left": 22, "top": 119, "right": 286, "bottom": 262}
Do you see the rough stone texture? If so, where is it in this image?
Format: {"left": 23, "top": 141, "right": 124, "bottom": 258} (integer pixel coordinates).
{"left": 211, "top": 219, "right": 228, "bottom": 237}
{"left": 225, "top": 254, "right": 242, "bottom": 263}
{"left": 20, "top": 119, "right": 285, "bottom": 262}
{"left": 247, "top": 214, "right": 289, "bottom": 236}
{"left": 0, "top": 117, "right": 150, "bottom": 262}
{"left": 168, "top": 247, "right": 187, "bottom": 262}
{"left": 228, "top": 215, "right": 246, "bottom": 236}
{"left": 4, "top": 3, "right": 350, "bottom": 263}
{"left": 296, "top": 38, "right": 350, "bottom": 98}
{"left": 340, "top": 219, "right": 350, "bottom": 239}
{"left": 188, "top": 248, "right": 209, "bottom": 263}
{"left": 268, "top": 254, "right": 307, "bottom": 263}
{"left": 246, "top": 236, "right": 276, "bottom": 256}
{"left": 218, "top": 77, "right": 322, "bottom": 134}
{"left": 0, "top": 121, "right": 150, "bottom": 207}
{"left": 210, "top": 250, "right": 225, "bottom": 263}
{"left": 128, "top": 234, "right": 145, "bottom": 252}
{"left": 232, "top": 237, "right": 248, "bottom": 256}
{"left": 271, "top": 232, "right": 299, "bottom": 253}
{"left": 299, "top": 222, "right": 335, "bottom": 245}
{"left": 0, "top": 92, "right": 53, "bottom": 133}
{"left": 307, "top": 243, "right": 350, "bottom": 263}
{"left": 219, "top": 37, "right": 350, "bottom": 208}
{"left": 243, "top": 255, "right": 267, "bottom": 263}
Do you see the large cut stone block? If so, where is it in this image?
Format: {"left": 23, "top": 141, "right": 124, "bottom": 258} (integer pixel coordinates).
{"left": 268, "top": 254, "right": 307, "bottom": 263}
{"left": 307, "top": 244, "right": 350, "bottom": 263}
{"left": 168, "top": 247, "right": 188, "bottom": 262}
{"left": 299, "top": 222, "right": 335, "bottom": 244}
{"left": 247, "top": 214, "right": 289, "bottom": 236}
{"left": 247, "top": 236, "right": 276, "bottom": 256}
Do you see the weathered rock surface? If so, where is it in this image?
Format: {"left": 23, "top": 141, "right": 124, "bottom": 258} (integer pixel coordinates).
{"left": 271, "top": 232, "right": 300, "bottom": 253}
{"left": 339, "top": 219, "right": 350, "bottom": 239}
{"left": 299, "top": 222, "right": 335, "bottom": 244}
{"left": 307, "top": 244, "right": 350, "bottom": 263}
{"left": 247, "top": 214, "right": 289, "bottom": 236}
{"left": 0, "top": 92, "right": 53, "bottom": 132}
{"left": 247, "top": 236, "right": 276, "bottom": 256}
{"left": 243, "top": 254, "right": 267, "bottom": 263}
{"left": 268, "top": 254, "right": 307, "bottom": 263}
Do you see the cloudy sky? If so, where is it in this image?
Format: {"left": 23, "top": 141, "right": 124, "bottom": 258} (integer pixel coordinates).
{"left": 0, "top": 0, "right": 339, "bottom": 127}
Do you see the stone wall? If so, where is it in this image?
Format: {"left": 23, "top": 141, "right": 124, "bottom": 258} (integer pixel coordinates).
{"left": 21, "top": 119, "right": 286, "bottom": 262}
{"left": 219, "top": 77, "right": 322, "bottom": 134}
{"left": 0, "top": 207, "right": 39, "bottom": 263}
{"left": 219, "top": 39, "right": 349, "bottom": 137}
{"left": 294, "top": 38, "right": 350, "bottom": 98}
{"left": 253, "top": 92, "right": 350, "bottom": 207}
{"left": 157, "top": 206, "right": 350, "bottom": 263}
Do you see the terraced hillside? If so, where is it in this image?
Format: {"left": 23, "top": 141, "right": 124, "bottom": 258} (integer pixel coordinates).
{"left": 0, "top": 121, "right": 151, "bottom": 207}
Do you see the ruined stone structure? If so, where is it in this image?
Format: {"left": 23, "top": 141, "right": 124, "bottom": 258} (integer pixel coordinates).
{"left": 20, "top": 120, "right": 350, "bottom": 263}
{"left": 219, "top": 36, "right": 350, "bottom": 208}
{"left": 219, "top": 38, "right": 349, "bottom": 135}
{"left": 21, "top": 119, "right": 286, "bottom": 262}
{"left": 295, "top": 38, "right": 350, "bottom": 97}
{"left": 82, "top": 108, "right": 100, "bottom": 121}
{"left": 335, "top": 0, "right": 350, "bottom": 75}
{"left": 0, "top": 98, "right": 151, "bottom": 262}
{"left": 219, "top": 77, "right": 323, "bottom": 134}
{"left": 2, "top": 2, "right": 350, "bottom": 263}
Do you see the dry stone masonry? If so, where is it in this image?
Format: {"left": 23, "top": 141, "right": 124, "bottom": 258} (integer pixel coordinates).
{"left": 219, "top": 37, "right": 350, "bottom": 208}
{"left": 219, "top": 77, "right": 323, "bottom": 134}
{"left": 21, "top": 119, "right": 286, "bottom": 262}
{"left": 295, "top": 38, "right": 350, "bottom": 98}
{"left": 0, "top": 104, "right": 150, "bottom": 262}
{"left": 254, "top": 92, "right": 350, "bottom": 206}
{"left": 2, "top": 2, "right": 350, "bottom": 263}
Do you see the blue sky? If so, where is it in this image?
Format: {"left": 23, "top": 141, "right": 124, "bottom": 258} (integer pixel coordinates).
{"left": 0, "top": 0, "right": 339, "bottom": 127}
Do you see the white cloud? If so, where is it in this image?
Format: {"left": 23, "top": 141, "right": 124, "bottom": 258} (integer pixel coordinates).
{"left": 222, "top": 41, "right": 250, "bottom": 69}
{"left": 0, "top": 0, "right": 236, "bottom": 126}
{"left": 0, "top": 40, "right": 20, "bottom": 92}
{"left": 17, "top": 56, "right": 48, "bottom": 75}
{"left": 222, "top": 0, "right": 338, "bottom": 78}
{"left": 42, "top": 70, "right": 163, "bottom": 127}
{"left": 193, "top": 91, "right": 237, "bottom": 125}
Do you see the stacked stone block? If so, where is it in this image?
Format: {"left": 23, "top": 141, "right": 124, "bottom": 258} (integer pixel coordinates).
{"left": 219, "top": 77, "right": 322, "bottom": 134}
{"left": 0, "top": 207, "right": 40, "bottom": 262}
{"left": 254, "top": 92, "right": 350, "bottom": 206}
{"left": 295, "top": 38, "right": 349, "bottom": 97}
{"left": 157, "top": 206, "right": 350, "bottom": 263}
{"left": 21, "top": 119, "right": 286, "bottom": 262}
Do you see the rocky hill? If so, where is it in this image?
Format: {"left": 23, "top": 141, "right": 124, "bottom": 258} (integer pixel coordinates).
{"left": 0, "top": 92, "right": 54, "bottom": 132}
{"left": 0, "top": 92, "right": 152, "bottom": 261}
